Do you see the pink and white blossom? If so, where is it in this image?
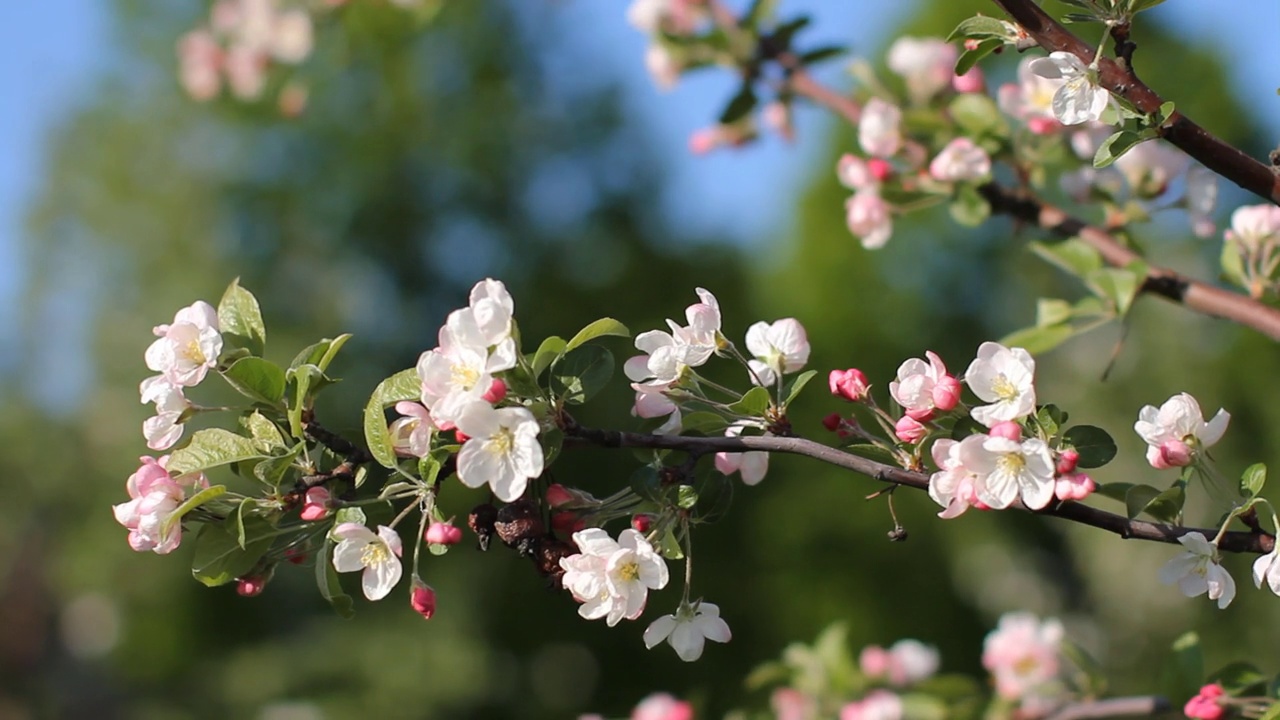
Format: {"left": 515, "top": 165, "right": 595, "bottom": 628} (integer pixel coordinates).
{"left": 1184, "top": 684, "right": 1227, "bottom": 720}
{"left": 858, "top": 98, "right": 903, "bottom": 158}
{"left": 1114, "top": 139, "right": 1188, "bottom": 197}
{"left": 965, "top": 342, "right": 1036, "bottom": 427}
{"left": 886, "top": 37, "right": 957, "bottom": 103}
{"left": 625, "top": 288, "right": 721, "bottom": 386}
{"left": 837, "top": 154, "right": 878, "bottom": 191}
{"left": 560, "top": 528, "right": 669, "bottom": 626}
{"left": 145, "top": 300, "right": 222, "bottom": 388}
{"left": 961, "top": 434, "right": 1056, "bottom": 510}
{"left": 1185, "top": 165, "right": 1218, "bottom": 238}
{"left": 997, "top": 58, "right": 1065, "bottom": 134}
{"left": 112, "top": 456, "right": 208, "bottom": 554}
{"left": 139, "top": 376, "right": 191, "bottom": 451}
{"left": 928, "top": 138, "right": 991, "bottom": 183}
{"left": 1027, "top": 52, "right": 1110, "bottom": 126}
{"left": 889, "top": 351, "right": 960, "bottom": 421}
{"left": 389, "top": 401, "right": 435, "bottom": 458}
{"left": 744, "top": 318, "right": 809, "bottom": 386}
{"left": 894, "top": 415, "right": 928, "bottom": 444}
{"left": 454, "top": 401, "right": 543, "bottom": 503}
{"left": 861, "top": 639, "right": 941, "bottom": 686}
{"left": 715, "top": 423, "right": 769, "bottom": 486}
{"left": 1225, "top": 204, "right": 1280, "bottom": 251}
{"left": 1134, "top": 393, "right": 1229, "bottom": 469}
{"left": 928, "top": 435, "right": 989, "bottom": 518}
{"left": 644, "top": 601, "right": 732, "bottom": 662}
{"left": 982, "top": 612, "right": 1063, "bottom": 700}
{"left": 840, "top": 690, "right": 903, "bottom": 720}
{"left": 331, "top": 523, "right": 403, "bottom": 601}
{"left": 845, "top": 190, "right": 893, "bottom": 249}
{"left": 1159, "top": 532, "right": 1235, "bottom": 608}
{"left": 1054, "top": 472, "right": 1096, "bottom": 502}
{"left": 829, "top": 368, "right": 871, "bottom": 403}
{"left": 631, "top": 693, "right": 694, "bottom": 720}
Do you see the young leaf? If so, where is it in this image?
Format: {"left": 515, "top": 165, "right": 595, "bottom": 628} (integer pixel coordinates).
{"left": 168, "top": 429, "right": 268, "bottom": 475}
{"left": 217, "top": 278, "right": 267, "bottom": 355}
{"left": 531, "top": 336, "right": 568, "bottom": 379}
{"left": 999, "top": 324, "right": 1077, "bottom": 355}
{"left": 191, "top": 516, "right": 274, "bottom": 587}
{"left": 782, "top": 369, "right": 818, "bottom": 407}
{"left": 955, "top": 38, "right": 1003, "bottom": 75}
{"left": 160, "top": 484, "right": 229, "bottom": 539}
{"left": 564, "top": 319, "right": 630, "bottom": 352}
{"left": 1123, "top": 484, "right": 1162, "bottom": 519}
{"left": 1062, "top": 425, "right": 1117, "bottom": 468}
{"left": 1030, "top": 238, "right": 1103, "bottom": 278}
{"left": 1095, "top": 482, "right": 1135, "bottom": 502}
{"left": 946, "top": 16, "right": 1013, "bottom": 42}
{"left": 549, "top": 345, "right": 614, "bottom": 405}
{"left": 244, "top": 411, "right": 286, "bottom": 451}
{"left": 728, "top": 386, "right": 772, "bottom": 416}
{"left": 315, "top": 537, "right": 356, "bottom": 619}
{"left": 1093, "top": 131, "right": 1143, "bottom": 168}
{"left": 948, "top": 184, "right": 991, "bottom": 227}
{"left": 1241, "top": 463, "right": 1267, "bottom": 499}
{"left": 362, "top": 368, "right": 421, "bottom": 468}
{"left": 221, "top": 357, "right": 287, "bottom": 406}
{"left": 1209, "top": 662, "right": 1266, "bottom": 694}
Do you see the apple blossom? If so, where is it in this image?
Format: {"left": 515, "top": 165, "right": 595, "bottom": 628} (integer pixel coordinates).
{"left": 894, "top": 415, "right": 927, "bottom": 444}
{"left": 425, "top": 522, "right": 463, "bottom": 546}
{"left": 645, "top": 45, "right": 681, "bottom": 90}
{"left": 928, "top": 138, "right": 991, "bottom": 183}
{"left": 454, "top": 401, "right": 544, "bottom": 503}
{"left": 886, "top": 36, "right": 956, "bottom": 103}
{"left": 1054, "top": 472, "right": 1095, "bottom": 502}
{"left": 862, "top": 639, "right": 940, "bottom": 686}
{"left": 1252, "top": 548, "right": 1280, "bottom": 596}
{"left": 771, "top": 688, "right": 815, "bottom": 720}
{"left": 300, "top": 486, "right": 331, "bottom": 521}
{"left": 997, "top": 57, "right": 1065, "bottom": 134}
{"left": 840, "top": 690, "right": 903, "bottom": 720}
{"left": 837, "top": 154, "right": 876, "bottom": 191}
{"left": 845, "top": 190, "right": 893, "bottom": 249}
{"left": 889, "top": 351, "right": 958, "bottom": 421}
{"left": 560, "top": 528, "right": 669, "bottom": 626}
{"left": 982, "top": 612, "right": 1063, "bottom": 700}
{"left": 236, "top": 576, "right": 267, "bottom": 597}
{"left": 1134, "top": 393, "right": 1230, "bottom": 469}
{"left": 643, "top": 601, "right": 732, "bottom": 662}
{"left": 1055, "top": 449, "right": 1079, "bottom": 475}
{"left": 113, "top": 456, "right": 198, "bottom": 554}
{"left": 140, "top": 376, "right": 190, "bottom": 451}
{"left": 467, "top": 278, "right": 515, "bottom": 350}
{"left": 961, "top": 433, "right": 1055, "bottom": 510}
{"left": 331, "top": 523, "right": 404, "bottom": 601}
{"left": 1185, "top": 165, "right": 1218, "bottom": 238}
{"left": 178, "top": 30, "right": 223, "bottom": 101}
{"left": 417, "top": 306, "right": 517, "bottom": 426}
{"left": 829, "top": 368, "right": 871, "bottom": 402}
{"left": 952, "top": 66, "right": 985, "bottom": 94}
{"left": 928, "top": 435, "right": 989, "bottom": 518}
{"left": 988, "top": 421, "right": 1021, "bottom": 442}
{"left": 145, "top": 300, "right": 222, "bottom": 388}
{"left": 1225, "top": 204, "right": 1280, "bottom": 251}
{"left": 858, "top": 98, "right": 903, "bottom": 158}
{"left": 744, "top": 318, "right": 809, "bottom": 386}
{"left": 410, "top": 580, "right": 437, "bottom": 619}
{"left": 631, "top": 693, "right": 694, "bottom": 720}
{"left": 715, "top": 424, "right": 769, "bottom": 486}
{"left": 1113, "top": 139, "right": 1189, "bottom": 197}
{"left": 965, "top": 342, "right": 1036, "bottom": 427}
{"left": 626, "top": 288, "right": 721, "bottom": 388}
{"left": 1159, "top": 532, "right": 1235, "bottom": 609}
{"left": 1184, "top": 684, "right": 1226, "bottom": 720}
{"left": 388, "top": 401, "right": 434, "bottom": 458}
{"left": 1027, "top": 52, "right": 1110, "bottom": 126}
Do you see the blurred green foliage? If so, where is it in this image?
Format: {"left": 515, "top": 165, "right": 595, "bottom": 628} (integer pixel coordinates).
{"left": 3, "top": 0, "right": 1278, "bottom": 718}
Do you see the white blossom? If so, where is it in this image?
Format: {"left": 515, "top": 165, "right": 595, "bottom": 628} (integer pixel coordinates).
{"left": 140, "top": 375, "right": 191, "bottom": 451}
{"left": 144, "top": 300, "right": 222, "bottom": 388}
{"left": 961, "top": 434, "right": 1055, "bottom": 510}
{"left": 964, "top": 342, "right": 1036, "bottom": 427}
{"left": 455, "top": 401, "right": 544, "bottom": 503}
{"left": 929, "top": 137, "right": 991, "bottom": 182}
{"left": 846, "top": 189, "right": 893, "bottom": 249}
{"left": 332, "top": 523, "right": 404, "bottom": 601}
{"left": 643, "top": 601, "right": 732, "bottom": 661}
{"left": 858, "top": 98, "right": 903, "bottom": 158}
{"left": 715, "top": 423, "right": 769, "bottom": 486}
{"left": 1252, "top": 548, "right": 1280, "bottom": 596}
{"left": 886, "top": 36, "right": 956, "bottom": 102}
{"left": 1134, "top": 392, "right": 1229, "bottom": 469}
{"left": 1159, "top": 532, "right": 1235, "bottom": 609}
{"left": 560, "top": 528, "right": 669, "bottom": 626}
{"left": 744, "top": 318, "right": 809, "bottom": 386}
{"left": 1027, "top": 51, "right": 1110, "bottom": 126}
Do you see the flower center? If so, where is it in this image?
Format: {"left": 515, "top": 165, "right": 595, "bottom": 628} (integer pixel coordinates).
{"left": 997, "top": 453, "right": 1026, "bottom": 475}
{"left": 992, "top": 374, "right": 1017, "bottom": 401}
{"left": 451, "top": 363, "right": 481, "bottom": 391}
{"left": 617, "top": 560, "right": 640, "bottom": 582}
{"left": 361, "top": 542, "right": 389, "bottom": 567}
{"left": 489, "top": 426, "right": 514, "bottom": 455}
{"left": 183, "top": 339, "right": 207, "bottom": 366}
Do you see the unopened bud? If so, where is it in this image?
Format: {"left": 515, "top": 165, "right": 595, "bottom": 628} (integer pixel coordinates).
{"left": 822, "top": 412, "right": 844, "bottom": 432}
{"left": 410, "top": 581, "right": 436, "bottom": 620}
{"left": 1056, "top": 449, "right": 1080, "bottom": 475}
{"left": 425, "top": 521, "right": 463, "bottom": 546}
{"left": 300, "top": 486, "right": 332, "bottom": 522}
{"left": 551, "top": 511, "right": 584, "bottom": 535}
{"left": 829, "top": 368, "right": 870, "bottom": 402}
{"left": 454, "top": 429, "right": 471, "bottom": 443}
{"left": 284, "top": 547, "right": 308, "bottom": 565}
{"left": 894, "top": 415, "right": 927, "bottom": 444}
{"left": 481, "top": 379, "right": 507, "bottom": 404}
{"left": 931, "top": 375, "right": 962, "bottom": 412}
{"left": 236, "top": 576, "right": 267, "bottom": 597}
{"left": 631, "top": 514, "right": 654, "bottom": 533}
{"left": 867, "top": 158, "right": 893, "bottom": 182}
{"left": 988, "top": 421, "right": 1022, "bottom": 442}
{"left": 1155, "top": 439, "right": 1193, "bottom": 468}
{"left": 546, "top": 483, "right": 574, "bottom": 508}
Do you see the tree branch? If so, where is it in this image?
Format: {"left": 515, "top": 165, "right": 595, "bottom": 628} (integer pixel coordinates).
{"left": 564, "top": 425, "right": 1275, "bottom": 555}
{"left": 989, "top": 0, "right": 1280, "bottom": 207}
{"left": 1046, "top": 696, "right": 1171, "bottom": 720}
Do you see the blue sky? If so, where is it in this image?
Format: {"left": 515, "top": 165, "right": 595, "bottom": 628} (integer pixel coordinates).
{"left": 1, "top": 0, "right": 1276, "bottom": 370}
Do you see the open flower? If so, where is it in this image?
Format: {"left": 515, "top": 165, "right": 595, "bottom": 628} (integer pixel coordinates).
{"left": 998, "top": 57, "right": 1065, "bottom": 134}
{"left": 389, "top": 401, "right": 435, "bottom": 458}
{"left": 417, "top": 307, "right": 516, "bottom": 426}
{"left": 929, "top": 138, "right": 991, "bottom": 182}
{"left": 965, "top": 342, "right": 1036, "bottom": 426}
{"left": 455, "top": 401, "right": 544, "bottom": 503}
{"left": 625, "top": 288, "right": 721, "bottom": 386}
{"left": 890, "top": 351, "right": 960, "bottom": 421}
{"left": 859, "top": 98, "right": 903, "bottom": 157}
{"left": 644, "top": 601, "right": 732, "bottom": 662}
{"left": 1027, "top": 51, "right": 1110, "bottom": 126}
{"left": 332, "top": 523, "right": 403, "bottom": 601}
{"left": 961, "top": 434, "right": 1055, "bottom": 510}
{"left": 1252, "top": 548, "right": 1280, "bottom": 596}
{"left": 846, "top": 190, "right": 893, "bottom": 249}
{"left": 1134, "top": 393, "right": 1230, "bottom": 469}
{"left": 1159, "top": 532, "right": 1235, "bottom": 609}
{"left": 715, "top": 423, "right": 769, "bottom": 485}
{"left": 140, "top": 376, "right": 191, "bottom": 451}
{"left": 744, "top": 318, "right": 809, "bottom": 386}
{"left": 983, "top": 612, "right": 1063, "bottom": 701}
{"left": 886, "top": 36, "right": 956, "bottom": 103}
{"left": 560, "top": 528, "right": 669, "bottom": 626}
{"left": 928, "top": 435, "right": 989, "bottom": 518}
{"left": 145, "top": 300, "right": 222, "bottom": 387}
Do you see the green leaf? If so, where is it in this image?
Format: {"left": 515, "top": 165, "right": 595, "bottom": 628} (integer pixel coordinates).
{"left": 244, "top": 411, "right": 286, "bottom": 451}
{"left": 1144, "top": 484, "right": 1186, "bottom": 523}
{"left": 797, "top": 45, "right": 846, "bottom": 65}
{"left": 1129, "top": 0, "right": 1170, "bottom": 13}
{"left": 540, "top": 427, "right": 565, "bottom": 467}
{"left": 1062, "top": 425, "right": 1117, "bottom": 468}
{"left": 1241, "top": 463, "right": 1267, "bottom": 499}
{"left": 1095, "top": 482, "right": 1135, "bottom": 502}
{"left": 288, "top": 334, "right": 353, "bottom": 373}
{"left": 954, "top": 37, "right": 1003, "bottom": 75}
{"left": 1061, "top": 640, "right": 1108, "bottom": 697}
{"left": 191, "top": 516, "right": 274, "bottom": 587}
{"left": 679, "top": 411, "right": 729, "bottom": 436}
{"left": 564, "top": 319, "right": 631, "bottom": 353}
{"left": 1035, "top": 406, "right": 1061, "bottom": 437}
{"left": 719, "top": 83, "right": 757, "bottom": 125}
{"left": 1124, "top": 484, "right": 1163, "bottom": 519}
{"left": 333, "top": 507, "right": 367, "bottom": 527}
{"left": 741, "top": 0, "right": 779, "bottom": 30}
{"left": 1031, "top": 238, "right": 1104, "bottom": 278}
{"left": 315, "top": 537, "right": 355, "bottom": 619}
{"left": 694, "top": 474, "right": 734, "bottom": 523}
{"left": 769, "top": 15, "right": 811, "bottom": 50}
{"left": 949, "top": 94, "right": 1004, "bottom": 136}
{"left": 676, "top": 485, "right": 699, "bottom": 510}
{"left": 549, "top": 345, "right": 614, "bottom": 405}
{"left": 947, "top": 15, "right": 1014, "bottom": 41}
{"left": 1162, "top": 632, "right": 1203, "bottom": 704}
{"left": 629, "top": 466, "right": 662, "bottom": 503}
{"left": 1209, "top": 662, "right": 1266, "bottom": 694}
{"left": 1036, "top": 298, "right": 1073, "bottom": 327}
{"left": 160, "top": 484, "right": 228, "bottom": 538}
{"left": 254, "top": 450, "right": 299, "bottom": 488}
{"left": 948, "top": 184, "right": 991, "bottom": 227}
{"left": 950, "top": 417, "right": 986, "bottom": 440}
{"left": 221, "top": 357, "right": 287, "bottom": 406}
{"left": 728, "top": 386, "right": 772, "bottom": 416}
{"left": 531, "top": 336, "right": 567, "bottom": 379}
{"left": 999, "top": 324, "right": 1077, "bottom": 355}
{"left": 362, "top": 368, "right": 420, "bottom": 468}
{"left": 782, "top": 370, "right": 818, "bottom": 407}
{"left": 169, "top": 429, "right": 268, "bottom": 475}
{"left": 1086, "top": 267, "right": 1141, "bottom": 315}
{"left": 217, "top": 278, "right": 266, "bottom": 355}
{"left": 1094, "top": 131, "right": 1143, "bottom": 168}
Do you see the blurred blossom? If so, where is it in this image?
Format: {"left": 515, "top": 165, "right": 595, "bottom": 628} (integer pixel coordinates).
{"left": 840, "top": 690, "right": 903, "bottom": 720}
{"left": 982, "top": 612, "right": 1063, "bottom": 701}
{"left": 845, "top": 190, "right": 893, "bottom": 249}
{"left": 928, "top": 138, "right": 990, "bottom": 182}
{"left": 631, "top": 692, "right": 694, "bottom": 720}
{"left": 886, "top": 36, "right": 956, "bottom": 103}
{"left": 858, "top": 99, "right": 903, "bottom": 158}
{"left": 60, "top": 593, "right": 121, "bottom": 659}
{"left": 998, "top": 58, "right": 1064, "bottom": 134}
{"left": 1114, "top": 139, "right": 1188, "bottom": 197}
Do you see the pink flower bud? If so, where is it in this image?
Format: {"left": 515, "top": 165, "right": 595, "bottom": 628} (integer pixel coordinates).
{"left": 867, "top": 158, "right": 893, "bottom": 182}
{"left": 952, "top": 66, "right": 985, "bottom": 94}
{"left": 689, "top": 127, "right": 721, "bottom": 155}
{"left": 894, "top": 415, "right": 927, "bottom": 444}
{"left": 988, "top": 421, "right": 1022, "bottom": 442}
{"left": 546, "top": 483, "right": 574, "bottom": 508}
{"left": 236, "top": 576, "right": 266, "bottom": 597}
{"left": 829, "top": 368, "right": 870, "bottom": 402}
{"left": 481, "top": 378, "right": 507, "bottom": 404}
{"left": 931, "top": 375, "right": 962, "bottom": 412}
{"left": 410, "top": 582, "right": 437, "bottom": 620}
{"left": 1184, "top": 684, "right": 1226, "bottom": 720}
{"left": 425, "top": 522, "right": 463, "bottom": 545}
{"left": 905, "top": 406, "right": 935, "bottom": 422}
{"left": 552, "top": 511, "right": 584, "bottom": 535}
{"left": 1054, "top": 472, "right": 1096, "bottom": 502}
{"left": 963, "top": 39, "right": 981, "bottom": 51}
{"left": 1027, "top": 116, "right": 1061, "bottom": 135}
{"left": 454, "top": 429, "right": 471, "bottom": 444}
{"left": 822, "top": 412, "right": 844, "bottom": 432}
{"left": 859, "top": 645, "right": 890, "bottom": 677}
{"left": 284, "top": 547, "right": 308, "bottom": 565}
{"left": 1056, "top": 449, "right": 1080, "bottom": 475}
{"left": 1156, "top": 439, "right": 1193, "bottom": 469}
{"left": 632, "top": 514, "right": 654, "bottom": 533}
{"left": 300, "top": 486, "right": 331, "bottom": 522}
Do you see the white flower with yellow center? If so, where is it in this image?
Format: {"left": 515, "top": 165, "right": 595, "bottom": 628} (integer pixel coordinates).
{"left": 560, "top": 528, "right": 668, "bottom": 627}
{"left": 1159, "top": 532, "right": 1235, "bottom": 609}
{"left": 1028, "top": 51, "right": 1110, "bottom": 126}
{"left": 332, "top": 523, "right": 403, "bottom": 601}
{"left": 965, "top": 342, "right": 1036, "bottom": 427}
{"left": 144, "top": 300, "right": 222, "bottom": 387}
{"left": 644, "top": 600, "right": 732, "bottom": 662}
{"left": 417, "top": 306, "right": 517, "bottom": 426}
{"left": 744, "top": 318, "right": 810, "bottom": 387}
{"left": 455, "top": 401, "right": 543, "bottom": 503}
{"left": 960, "top": 435, "right": 1055, "bottom": 510}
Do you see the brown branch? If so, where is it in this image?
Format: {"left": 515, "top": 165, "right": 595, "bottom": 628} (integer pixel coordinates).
{"left": 564, "top": 425, "right": 1275, "bottom": 555}
{"left": 1046, "top": 696, "right": 1171, "bottom": 720}
{"left": 989, "top": 0, "right": 1280, "bottom": 207}
{"left": 978, "top": 183, "right": 1280, "bottom": 341}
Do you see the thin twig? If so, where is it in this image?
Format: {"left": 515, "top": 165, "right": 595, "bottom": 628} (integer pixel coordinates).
{"left": 1046, "top": 696, "right": 1170, "bottom": 720}
{"left": 564, "top": 425, "right": 1275, "bottom": 555}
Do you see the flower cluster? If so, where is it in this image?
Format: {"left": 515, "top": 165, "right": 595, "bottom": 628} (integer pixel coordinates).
{"left": 625, "top": 287, "right": 722, "bottom": 434}
{"left": 177, "top": 0, "right": 313, "bottom": 107}
{"left": 982, "top": 613, "right": 1067, "bottom": 714}
{"left": 140, "top": 300, "right": 221, "bottom": 451}
{"left": 626, "top": 0, "right": 709, "bottom": 90}
{"left": 112, "top": 455, "right": 209, "bottom": 554}
{"left": 560, "top": 528, "right": 670, "bottom": 627}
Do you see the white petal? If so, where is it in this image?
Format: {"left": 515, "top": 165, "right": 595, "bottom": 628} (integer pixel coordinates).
{"left": 332, "top": 539, "right": 367, "bottom": 573}
{"left": 644, "top": 615, "right": 678, "bottom": 648}
{"left": 669, "top": 620, "right": 706, "bottom": 662}
{"left": 1199, "top": 409, "right": 1230, "bottom": 448}
{"left": 362, "top": 555, "right": 403, "bottom": 601}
